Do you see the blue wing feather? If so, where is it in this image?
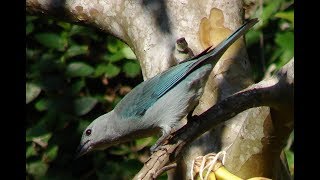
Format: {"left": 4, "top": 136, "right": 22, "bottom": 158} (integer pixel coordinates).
{"left": 114, "top": 60, "right": 195, "bottom": 118}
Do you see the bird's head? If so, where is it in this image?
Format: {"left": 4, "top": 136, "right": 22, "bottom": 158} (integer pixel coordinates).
{"left": 75, "top": 112, "right": 117, "bottom": 158}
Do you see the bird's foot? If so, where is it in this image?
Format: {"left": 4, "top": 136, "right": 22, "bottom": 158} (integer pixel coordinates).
{"left": 150, "top": 135, "right": 170, "bottom": 153}
{"left": 187, "top": 105, "right": 199, "bottom": 122}
{"left": 150, "top": 128, "right": 174, "bottom": 153}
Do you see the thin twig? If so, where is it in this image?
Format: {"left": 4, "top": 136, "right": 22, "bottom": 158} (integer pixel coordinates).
{"left": 153, "top": 163, "right": 177, "bottom": 179}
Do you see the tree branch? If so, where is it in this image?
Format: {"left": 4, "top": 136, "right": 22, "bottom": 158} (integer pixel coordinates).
{"left": 134, "top": 58, "right": 293, "bottom": 180}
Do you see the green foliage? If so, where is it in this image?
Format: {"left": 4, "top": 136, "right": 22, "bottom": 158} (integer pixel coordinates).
{"left": 274, "top": 31, "right": 294, "bottom": 67}
{"left": 44, "top": 145, "right": 59, "bottom": 162}
{"left": 65, "top": 62, "right": 94, "bottom": 77}
{"left": 73, "top": 97, "right": 98, "bottom": 116}
{"left": 275, "top": 11, "right": 294, "bottom": 25}
{"left": 27, "top": 161, "right": 49, "bottom": 178}
{"left": 26, "top": 82, "right": 41, "bottom": 104}
{"left": 284, "top": 131, "right": 294, "bottom": 176}
{"left": 64, "top": 45, "right": 89, "bottom": 59}
{"left": 246, "top": 0, "right": 294, "bottom": 81}
{"left": 285, "top": 150, "right": 294, "bottom": 176}
{"left": 26, "top": 15, "right": 145, "bottom": 179}
{"left": 35, "top": 33, "right": 68, "bottom": 51}
{"left": 123, "top": 61, "right": 141, "bottom": 78}
{"left": 99, "top": 63, "right": 121, "bottom": 78}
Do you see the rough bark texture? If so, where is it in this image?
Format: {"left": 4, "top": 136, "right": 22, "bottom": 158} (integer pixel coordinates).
{"left": 27, "top": 0, "right": 292, "bottom": 179}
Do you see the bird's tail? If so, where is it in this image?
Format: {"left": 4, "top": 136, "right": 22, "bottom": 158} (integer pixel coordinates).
{"left": 187, "top": 18, "right": 259, "bottom": 71}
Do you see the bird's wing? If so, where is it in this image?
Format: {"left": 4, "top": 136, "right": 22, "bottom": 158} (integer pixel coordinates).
{"left": 115, "top": 60, "right": 196, "bottom": 118}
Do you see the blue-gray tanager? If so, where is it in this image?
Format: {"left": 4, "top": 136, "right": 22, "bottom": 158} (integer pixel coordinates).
{"left": 76, "top": 18, "right": 258, "bottom": 158}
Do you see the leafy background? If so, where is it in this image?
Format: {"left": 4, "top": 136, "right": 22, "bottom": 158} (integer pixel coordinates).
{"left": 26, "top": 0, "right": 294, "bottom": 179}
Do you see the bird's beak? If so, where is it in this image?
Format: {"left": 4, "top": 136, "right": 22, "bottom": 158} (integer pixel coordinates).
{"left": 74, "top": 140, "right": 91, "bottom": 159}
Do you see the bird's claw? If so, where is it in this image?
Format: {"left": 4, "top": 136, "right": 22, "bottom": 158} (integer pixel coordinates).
{"left": 150, "top": 136, "right": 170, "bottom": 153}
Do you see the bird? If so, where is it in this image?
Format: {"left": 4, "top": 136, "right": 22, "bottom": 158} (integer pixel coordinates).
{"left": 76, "top": 18, "right": 258, "bottom": 158}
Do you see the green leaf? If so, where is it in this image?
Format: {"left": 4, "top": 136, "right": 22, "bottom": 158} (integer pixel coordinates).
{"left": 275, "top": 32, "right": 294, "bottom": 67}
{"left": 94, "top": 64, "right": 108, "bottom": 77}
{"left": 275, "top": 32, "right": 293, "bottom": 49}
{"left": 69, "top": 79, "right": 85, "bottom": 95}
{"left": 64, "top": 45, "right": 88, "bottom": 59}
{"left": 106, "top": 37, "right": 124, "bottom": 53}
{"left": 35, "top": 98, "right": 49, "bottom": 111}
{"left": 26, "top": 23, "right": 34, "bottom": 35}
{"left": 279, "top": 50, "right": 294, "bottom": 67}
{"left": 246, "top": 30, "right": 260, "bottom": 47}
{"left": 35, "top": 33, "right": 67, "bottom": 51}
{"left": 275, "top": 11, "right": 294, "bottom": 25}
{"left": 26, "top": 48, "right": 40, "bottom": 60}
{"left": 26, "top": 130, "right": 52, "bottom": 145}
{"left": 40, "top": 53, "right": 57, "bottom": 62}
{"left": 26, "top": 145, "right": 37, "bottom": 158}
{"left": 69, "top": 25, "right": 99, "bottom": 40}
{"left": 74, "top": 97, "right": 98, "bottom": 116}
{"left": 57, "top": 21, "right": 71, "bottom": 30}
{"left": 103, "top": 63, "right": 121, "bottom": 78}
{"left": 107, "top": 43, "right": 119, "bottom": 53}
{"left": 27, "top": 161, "right": 48, "bottom": 178}
{"left": 103, "top": 52, "right": 125, "bottom": 62}
{"left": 26, "top": 82, "right": 41, "bottom": 104}
{"left": 261, "top": 0, "right": 282, "bottom": 24}
{"left": 44, "top": 145, "right": 59, "bottom": 162}
{"left": 66, "top": 62, "right": 94, "bottom": 77}
{"left": 123, "top": 61, "right": 141, "bottom": 78}
{"left": 26, "top": 121, "right": 49, "bottom": 142}
{"left": 285, "top": 150, "right": 294, "bottom": 174}
{"left": 40, "top": 133, "right": 53, "bottom": 144}
{"left": 122, "top": 46, "right": 136, "bottom": 60}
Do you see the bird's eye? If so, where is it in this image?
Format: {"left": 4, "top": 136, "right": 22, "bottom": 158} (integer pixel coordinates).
{"left": 85, "top": 129, "right": 92, "bottom": 136}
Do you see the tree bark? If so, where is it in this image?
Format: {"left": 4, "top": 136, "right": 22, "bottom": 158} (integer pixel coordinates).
{"left": 27, "top": 0, "right": 292, "bottom": 179}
